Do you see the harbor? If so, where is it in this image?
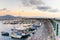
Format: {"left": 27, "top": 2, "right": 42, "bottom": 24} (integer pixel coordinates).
{"left": 0, "top": 20, "right": 29, "bottom": 40}
{"left": 0, "top": 0, "right": 60, "bottom": 40}
{"left": 0, "top": 18, "right": 57, "bottom": 40}
{"left": 0, "top": 18, "right": 41, "bottom": 40}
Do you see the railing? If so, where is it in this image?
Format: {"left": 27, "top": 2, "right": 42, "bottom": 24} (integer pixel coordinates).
{"left": 47, "top": 20, "right": 57, "bottom": 40}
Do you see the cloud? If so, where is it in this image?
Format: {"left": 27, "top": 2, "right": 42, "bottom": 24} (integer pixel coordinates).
{"left": 20, "top": 0, "right": 59, "bottom": 12}
{"left": 0, "top": 0, "right": 58, "bottom": 12}
{"left": 48, "top": 9, "right": 59, "bottom": 12}
{"left": 21, "top": 0, "right": 44, "bottom": 6}
{"left": 36, "top": 6, "right": 51, "bottom": 11}
{"left": 29, "top": 0, "right": 44, "bottom": 5}
{"left": 36, "top": 6, "right": 59, "bottom": 12}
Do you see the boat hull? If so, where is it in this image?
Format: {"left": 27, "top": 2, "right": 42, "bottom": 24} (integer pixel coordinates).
{"left": 10, "top": 34, "right": 22, "bottom": 39}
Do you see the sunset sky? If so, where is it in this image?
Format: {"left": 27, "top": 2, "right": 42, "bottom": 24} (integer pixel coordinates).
{"left": 0, "top": 0, "right": 60, "bottom": 18}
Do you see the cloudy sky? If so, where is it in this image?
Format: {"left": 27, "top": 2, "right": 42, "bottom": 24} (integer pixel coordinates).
{"left": 0, "top": 0, "right": 23, "bottom": 11}
{"left": 42, "top": 0, "right": 60, "bottom": 10}
{"left": 0, "top": 0, "right": 60, "bottom": 18}
{"left": 0, "top": 0, "right": 59, "bottom": 12}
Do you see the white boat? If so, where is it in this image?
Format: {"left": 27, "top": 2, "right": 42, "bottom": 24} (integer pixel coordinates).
{"left": 11, "top": 33, "right": 22, "bottom": 38}
{"left": 10, "top": 22, "right": 41, "bottom": 38}
{"left": 10, "top": 24, "right": 31, "bottom": 38}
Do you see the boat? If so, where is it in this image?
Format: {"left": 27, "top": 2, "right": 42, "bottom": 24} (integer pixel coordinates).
{"left": 3, "top": 21, "right": 19, "bottom": 24}
{"left": 3, "top": 21, "right": 10, "bottom": 24}
{"left": 1, "top": 31, "right": 9, "bottom": 36}
{"left": 10, "top": 29, "right": 30, "bottom": 38}
{"left": 10, "top": 22, "right": 41, "bottom": 39}
{"left": 10, "top": 32, "right": 22, "bottom": 38}
{"left": 9, "top": 21, "right": 19, "bottom": 24}
{"left": 10, "top": 25, "right": 30, "bottom": 39}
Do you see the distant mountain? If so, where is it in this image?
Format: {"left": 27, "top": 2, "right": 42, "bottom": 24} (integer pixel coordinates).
{"left": 0, "top": 15, "right": 38, "bottom": 19}
{"left": 0, "top": 15, "right": 20, "bottom": 19}
{"left": 16, "top": 16, "right": 22, "bottom": 18}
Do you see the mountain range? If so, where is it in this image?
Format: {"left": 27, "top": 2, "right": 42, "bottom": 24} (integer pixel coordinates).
{"left": 0, "top": 15, "right": 22, "bottom": 19}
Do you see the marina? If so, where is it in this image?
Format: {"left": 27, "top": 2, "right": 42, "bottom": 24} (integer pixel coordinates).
{"left": 0, "top": 18, "right": 42, "bottom": 40}
{"left": 0, "top": 18, "right": 57, "bottom": 40}
{"left": 0, "top": 0, "right": 59, "bottom": 40}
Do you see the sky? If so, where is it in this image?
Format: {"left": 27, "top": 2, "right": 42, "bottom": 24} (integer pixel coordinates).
{"left": 0, "top": 0, "right": 60, "bottom": 11}
{"left": 0, "top": 0, "right": 23, "bottom": 11}
{"left": 0, "top": 0, "right": 59, "bottom": 11}
{"left": 0, "top": 0, "right": 60, "bottom": 18}
{"left": 42, "top": 0, "right": 60, "bottom": 10}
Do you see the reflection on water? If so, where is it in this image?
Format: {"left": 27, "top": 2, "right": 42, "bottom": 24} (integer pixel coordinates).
{"left": 0, "top": 21, "right": 29, "bottom": 40}
{"left": 0, "top": 36, "right": 28, "bottom": 40}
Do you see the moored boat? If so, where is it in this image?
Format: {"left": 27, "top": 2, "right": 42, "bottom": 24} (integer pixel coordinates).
{"left": 10, "top": 25, "right": 30, "bottom": 39}
{"left": 1, "top": 31, "right": 9, "bottom": 36}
